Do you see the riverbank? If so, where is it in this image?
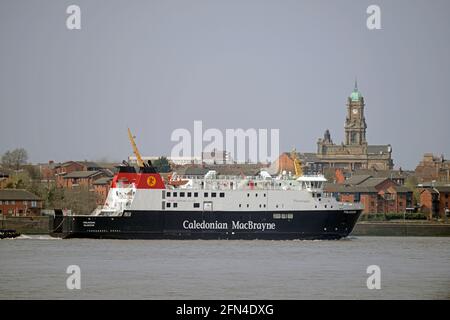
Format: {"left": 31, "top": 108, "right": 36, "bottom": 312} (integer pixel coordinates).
{"left": 351, "top": 221, "right": 450, "bottom": 237}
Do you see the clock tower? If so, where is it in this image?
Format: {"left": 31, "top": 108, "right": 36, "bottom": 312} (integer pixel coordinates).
{"left": 345, "top": 80, "right": 367, "bottom": 145}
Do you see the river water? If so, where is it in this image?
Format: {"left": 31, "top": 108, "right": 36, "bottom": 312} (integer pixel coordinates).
{"left": 0, "top": 236, "right": 449, "bottom": 299}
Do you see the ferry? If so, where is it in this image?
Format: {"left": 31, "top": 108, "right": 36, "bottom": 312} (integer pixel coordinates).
{"left": 53, "top": 130, "right": 362, "bottom": 240}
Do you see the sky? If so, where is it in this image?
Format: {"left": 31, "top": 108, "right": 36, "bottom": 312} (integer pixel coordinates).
{"left": 0, "top": 0, "right": 449, "bottom": 169}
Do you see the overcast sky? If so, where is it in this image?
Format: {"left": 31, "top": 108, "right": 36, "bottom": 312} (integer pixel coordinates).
{"left": 1, "top": 0, "right": 449, "bottom": 169}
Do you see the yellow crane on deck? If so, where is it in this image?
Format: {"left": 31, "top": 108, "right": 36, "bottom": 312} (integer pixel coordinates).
{"left": 127, "top": 128, "right": 144, "bottom": 168}
{"left": 291, "top": 148, "right": 303, "bottom": 177}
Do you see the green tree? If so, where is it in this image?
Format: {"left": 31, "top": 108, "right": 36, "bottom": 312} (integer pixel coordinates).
{"left": 405, "top": 175, "right": 420, "bottom": 205}
{"left": 153, "top": 156, "right": 171, "bottom": 173}
{"left": 1, "top": 148, "right": 29, "bottom": 171}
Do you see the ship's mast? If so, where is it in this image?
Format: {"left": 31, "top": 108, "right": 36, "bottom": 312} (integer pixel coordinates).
{"left": 127, "top": 128, "right": 144, "bottom": 167}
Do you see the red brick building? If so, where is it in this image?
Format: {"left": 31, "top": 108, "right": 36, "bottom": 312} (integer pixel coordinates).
{"left": 0, "top": 189, "right": 43, "bottom": 216}
{"left": 59, "top": 170, "right": 108, "bottom": 189}
{"left": 418, "top": 185, "right": 450, "bottom": 219}
{"left": 93, "top": 177, "right": 113, "bottom": 205}
{"left": 325, "top": 176, "right": 413, "bottom": 215}
{"left": 415, "top": 153, "right": 450, "bottom": 183}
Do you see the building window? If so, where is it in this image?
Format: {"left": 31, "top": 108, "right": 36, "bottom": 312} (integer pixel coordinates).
{"left": 220, "top": 192, "right": 225, "bottom": 198}
{"left": 0, "top": 201, "right": 2, "bottom": 205}
{"left": 180, "top": 192, "right": 185, "bottom": 197}
{"left": 167, "top": 192, "right": 171, "bottom": 197}
{"left": 204, "top": 192, "right": 208, "bottom": 197}
{"left": 31, "top": 201, "right": 37, "bottom": 208}
{"left": 211, "top": 193, "right": 216, "bottom": 198}
{"left": 11, "top": 201, "right": 15, "bottom": 205}
{"left": 239, "top": 204, "right": 242, "bottom": 208}
{"left": 187, "top": 192, "right": 192, "bottom": 197}
{"left": 167, "top": 203, "right": 171, "bottom": 208}
{"left": 194, "top": 192, "right": 198, "bottom": 197}
{"left": 173, "top": 192, "right": 177, "bottom": 197}
{"left": 193, "top": 203, "right": 200, "bottom": 208}
{"left": 173, "top": 203, "right": 178, "bottom": 208}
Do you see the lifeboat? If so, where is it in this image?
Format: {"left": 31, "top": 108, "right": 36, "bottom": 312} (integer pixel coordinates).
{"left": 167, "top": 173, "right": 189, "bottom": 187}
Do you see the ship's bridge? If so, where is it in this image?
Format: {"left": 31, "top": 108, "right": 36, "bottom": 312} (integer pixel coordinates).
{"left": 296, "top": 175, "right": 327, "bottom": 192}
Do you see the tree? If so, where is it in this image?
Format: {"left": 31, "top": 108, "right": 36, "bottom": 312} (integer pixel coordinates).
{"left": 153, "top": 157, "right": 171, "bottom": 173}
{"left": 1, "top": 148, "right": 29, "bottom": 170}
{"left": 405, "top": 175, "right": 420, "bottom": 205}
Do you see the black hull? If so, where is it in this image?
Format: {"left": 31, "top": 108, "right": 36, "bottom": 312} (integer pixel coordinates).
{"left": 55, "top": 209, "right": 362, "bottom": 240}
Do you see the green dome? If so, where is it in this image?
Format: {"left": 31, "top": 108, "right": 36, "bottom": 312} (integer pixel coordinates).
{"left": 350, "top": 80, "right": 362, "bottom": 101}
{"left": 350, "top": 89, "right": 362, "bottom": 101}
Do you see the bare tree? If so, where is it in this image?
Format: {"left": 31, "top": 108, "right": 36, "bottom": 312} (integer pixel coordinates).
{"left": 1, "top": 148, "right": 29, "bottom": 171}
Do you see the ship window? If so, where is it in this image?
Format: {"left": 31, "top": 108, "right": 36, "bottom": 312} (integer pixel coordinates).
{"left": 173, "top": 192, "right": 177, "bottom": 197}
{"left": 276, "top": 205, "right": 279, "bottom": 208}
{"left": 166, "top": 192, "right": 171, "bottom": 197}
{"left": 281, "top": 214, "right": 287, "bottom": 219}
{"left": 324, "top": 205, "right": 327, "bottom": 208}
{"left": 204, "top": 192, "right": 208, "bottom": 197}
{"left": 193, "top": 203, "right": 200, "bottom": 208}
{"left": 264, "top": 193, "right": 266, "bottom": 197}
{"left": 173, "top": 203, "right": 178, "bottom": 208}
{"left": 194, "top": 192, "right": 198, "bottom": 197}
{"left": 180, "top": 192, "right": 185, "bottom": 197}
{"left": 263, "top": 204, "right": 266, "bottom": 208}
{"left": 247, "top": 204, "right": 249, "bottom": 208}
{"left": 273, "top": 213, "right": 281, "bottom": 219}
{"left": 220, "top": 192, "right": 225, "bottom": 198}
{"left": 287, "top": 213, "right": 293, "bottom": 219}
{"left": 188, "top": 192, "right": 192, "bottom": 197}
{"left": 167, "top": 203, "right": 171, "bottom": 208}
{"left": 211, "top": 192, "right": 216, "bottom": 197}
{"left": 255, "top": 193, "right": 258, "bottom": 197}
{"left": 259, "top": 204, "right": 262, "bottom": 208}
{"left": 247, "top": 193, "right": 250, "bottom": 197}
{"left": 317, "top": 193, "right": 322, "bottom": 198}
{"left": 239, "top": 204, "right": 242, "bottom": 208}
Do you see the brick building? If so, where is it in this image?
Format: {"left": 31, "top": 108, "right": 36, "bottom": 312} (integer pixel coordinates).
{"left": 418, "top": 185, "right": 450, "bottom": 219}
{"left": 59, "top": 170, "right": 109, "bottom": 189}
{"left": 415, "top": 153, "right": 450, "bottom": 183}
{"left": 93, "top": 177, "right": 113, "bottom": 205}
{"left": 325, "top": 175, "right": 413, "bottom": 215}
{"left": 0, "top": 189, "right": 43, "bottom": 216}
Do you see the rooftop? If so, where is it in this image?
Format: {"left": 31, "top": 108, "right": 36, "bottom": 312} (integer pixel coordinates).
{"left": 0, "top": 189, "right": 41, "bottom": 201}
